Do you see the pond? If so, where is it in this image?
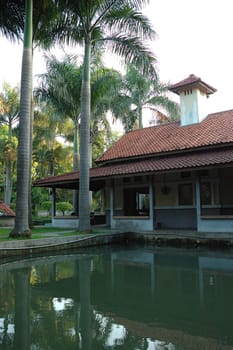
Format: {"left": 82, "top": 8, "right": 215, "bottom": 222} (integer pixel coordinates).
{"left": 0, "top": 244, "right": 233, "bottom": 349}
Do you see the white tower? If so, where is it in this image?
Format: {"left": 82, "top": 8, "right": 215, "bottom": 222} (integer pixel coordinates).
{"left": 169, "top": 74, "right": 217, "bottom": 126}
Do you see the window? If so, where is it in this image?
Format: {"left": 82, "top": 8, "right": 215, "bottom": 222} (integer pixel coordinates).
{"left": 178, "top": 183, "right": 193, "bottom": 205}
{"left": 200, "top": 182, "right": 211, "bottom": 205}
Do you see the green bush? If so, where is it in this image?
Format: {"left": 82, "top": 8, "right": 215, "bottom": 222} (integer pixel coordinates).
{"left": 40, "top": 201, "right": 52, "bottom": 215}
{"left": 56, "top": 202, "right": 73, "bottom": 216}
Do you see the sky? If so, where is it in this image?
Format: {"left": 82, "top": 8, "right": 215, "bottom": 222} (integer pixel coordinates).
{"left": 0, "top": 0, "right": 233, "bottom": 115}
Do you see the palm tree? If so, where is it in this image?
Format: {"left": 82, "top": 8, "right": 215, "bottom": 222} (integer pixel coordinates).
{"left": 54, "top": 0, "right": 157, "bottom": 232}
{"left": 29, "top": 1, "right": 74, "bottom": 229}
{"left": 0, "top": 82, "right": 20, "bottom": 206}
{"left": 112, "top": 64, "right": 180, "bottom": 131}
{"left": 9, "top": 0, "right": 33, "bottom": 237}
{"left": 38, "top": 53, "right": 122, "bottom": 163}
{"left": 2, "top": 1, "right": 70, "bottom": 236}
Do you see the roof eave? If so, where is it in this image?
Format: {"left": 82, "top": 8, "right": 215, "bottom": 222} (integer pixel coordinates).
{"left": 169, "top": 81, "right": 217, "bottom": 96}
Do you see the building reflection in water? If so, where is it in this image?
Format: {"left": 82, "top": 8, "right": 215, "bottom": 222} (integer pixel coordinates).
{"left": 0, "top": 246, "right": 233, "bottom": 349}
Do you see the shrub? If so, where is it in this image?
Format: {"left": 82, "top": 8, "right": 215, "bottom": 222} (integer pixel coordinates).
{"left": 56, "top": 202, "right": 73, "bottom": 216}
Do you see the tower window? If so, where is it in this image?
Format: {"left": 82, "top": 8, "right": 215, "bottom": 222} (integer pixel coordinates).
{"left": 184, "top": 89, "right": 193, "bottom": 95}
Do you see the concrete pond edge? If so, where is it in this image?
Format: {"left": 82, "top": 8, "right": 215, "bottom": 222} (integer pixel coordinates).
{"left": 1, "top": 231, "right": 233, "bottom": 258}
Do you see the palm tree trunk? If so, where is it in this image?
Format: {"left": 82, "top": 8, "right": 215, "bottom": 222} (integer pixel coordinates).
{"left": 14, "top": 269, "right": 30, "bottom": 350}
{"left": 79, "top": 38, "right": 91, "bottom": 232}
{"left": 79, "top": 258, "right": 92, "bottom": 350}
{"left": 73, "top": 119, "right": 79, "bottom": 215}
{"left": 28, "top": 95, "right": 34, "bottom": 228}
{"left": 10, "top": 0, "right": 33, "bottom": 237}
{"left": 4, "top": 123, "right": 13, "bottom": 206}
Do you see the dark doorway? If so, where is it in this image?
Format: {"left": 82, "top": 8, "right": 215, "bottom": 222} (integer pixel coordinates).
{"left": 123, "top": 187, "right": 149, "bottom": 216}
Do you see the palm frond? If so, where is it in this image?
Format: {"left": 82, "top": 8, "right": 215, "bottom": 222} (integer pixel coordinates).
{"left": 103, "top": 34, "right": 157, "bottom": 78}
{"left": 0, "top": 0, "right": 24, "bottom": 41}
{"left": 124, "top": 0, "right": 150, "bottom": 9}
{"left": 91, "top": 68, "right": 121, "bottom": 108}
{"left": 147, "top": 95, "right": 180, "bottom": 120}
{"left": 103, "top": 5, "right": 156, "bottom": 40}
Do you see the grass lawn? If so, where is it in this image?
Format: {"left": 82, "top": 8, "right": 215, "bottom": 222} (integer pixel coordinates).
{"left": 0, "top": 227, "right": 77, "bottom": 241}
{"left": 0, "top": 226, "right": 111, "bottom": 242}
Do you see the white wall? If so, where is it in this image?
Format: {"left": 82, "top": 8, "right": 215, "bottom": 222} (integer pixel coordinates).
{"left": 52, "top": 217, "right": 79, "bottom": 228}
{"left": 111, "top": 217, "right": 154, "bottom": 232}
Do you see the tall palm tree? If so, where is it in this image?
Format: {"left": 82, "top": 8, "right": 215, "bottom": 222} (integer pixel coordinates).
{"left": 10, "top": 0, "right": 33, "bottom": 237}
{"left": 0, "top": 82, "right": 20, "bottom": 205}
{"left": 2, "top": 1, "right": 70, "bottom": 236}
{"left": 54, "top": 0, "right": 157, "bottom": 232}
{"left": 112, "top": 64, "right": 180, "bottom": 131}
{"left": 27, "top": 1, "right": 74, "bottom": 229}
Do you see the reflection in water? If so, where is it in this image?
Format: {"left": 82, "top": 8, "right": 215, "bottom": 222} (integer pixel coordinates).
{"left": 13, "top": 269, "right": 30, "bottom": 350}
{"left": 0, "top": 246, "right": 233, "bottom": 349}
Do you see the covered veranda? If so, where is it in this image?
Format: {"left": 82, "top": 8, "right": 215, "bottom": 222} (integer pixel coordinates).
{"left": 34, "top": 147, "right": 233, "bottom": 233}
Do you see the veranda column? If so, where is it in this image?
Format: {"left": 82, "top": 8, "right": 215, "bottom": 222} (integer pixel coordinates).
{"left": 110, "top": 180, "right": 114, "bottom": 229}
{"left": 195, "top": 175, "right": 201, "bottom": 231}
{"left": 51, "top": 188, "right": 56, "bottom": 217}
{"left": 149, "top": 176, "right": 154, "bottom": 230}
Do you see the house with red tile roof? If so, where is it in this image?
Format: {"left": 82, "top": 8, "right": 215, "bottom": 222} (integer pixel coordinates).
{"left": 0, "top": 201, "right": 15, "bottom": 227}
{"left": 34, "top": 74, "right": 233, "bottom": 233}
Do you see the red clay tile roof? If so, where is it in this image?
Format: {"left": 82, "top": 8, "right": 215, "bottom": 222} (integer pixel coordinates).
{"left": 34, "top": 171, "right": 79, "bottom": 188}
{"left": 169, "top": 74, "right": 217, "bottom": 95}
{"left": 0, "top": 201, "right": 16, "bottom": 217}
{"left": 97, "top": 110, "right": 233, "bottom": 163}
{"left": 34, "top": 148, "right": 233, "bottom": 188}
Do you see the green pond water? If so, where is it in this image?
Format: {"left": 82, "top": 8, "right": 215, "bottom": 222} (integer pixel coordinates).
{"left": 0, "top": 244, "right": 233, "bottom": 350}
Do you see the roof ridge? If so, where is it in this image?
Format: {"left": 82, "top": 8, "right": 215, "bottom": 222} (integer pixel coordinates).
{"left": 128, "top": 120, "right": 180, "bottom": 133}
{"left": 207, "top": 109, "right": 233, "bottom": 117}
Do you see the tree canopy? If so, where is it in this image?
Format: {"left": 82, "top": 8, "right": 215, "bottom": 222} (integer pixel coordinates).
{"left": 1, "top": 0, "right": 161, "bottom": 234}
